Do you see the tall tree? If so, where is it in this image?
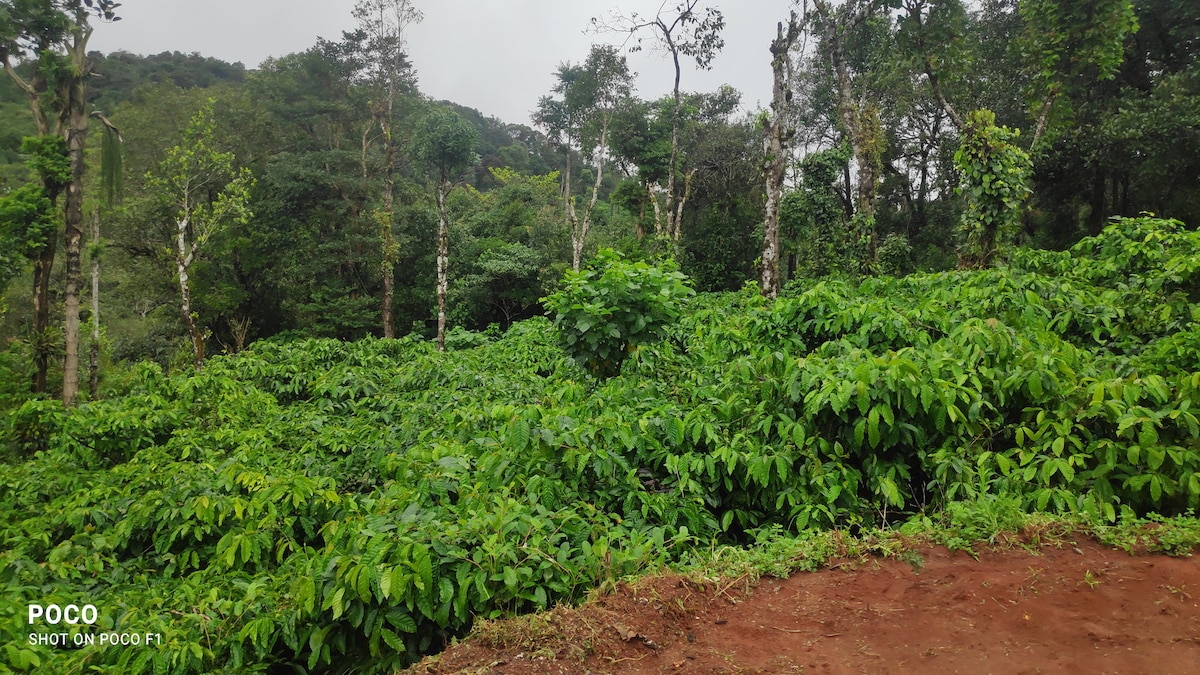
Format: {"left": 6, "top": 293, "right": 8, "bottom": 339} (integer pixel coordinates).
{"left": 1018, "top": 0, "right": 1138, "bottom": 147}
{"left": 761, "top": 11, "right": 804, "bottom": 299}
{"left": 0, "top": 0, "right": 119, "bottom": 402}
{"left": 0, "top": 136, "right": 67, "bottom": 393}
{"left": 901, "top": 0, "right": 1138, "bottom": 258}
{"left": 412, "top": 108, "right": 477, "bottom": 352}
{"left": 607, "top": 96, "right": 671, "bottom": 239}
{"left": 811, "top": 0, "right": 885, "bottom": 270}
{"left": 594, "top": 0, "right": 725, "bottom": 244}
{"left": 676, "top": 93, "right": 764, "bottom": 291}
{"left": 345, "top": 0, "right": 423, "bottom": 338}
{"left": 246, "top": 49, "right": 381, "bottom": 339}
{"left": 536, "top": 44, "right": 632, "bottom": 271}
{"left": 146, "top": 102, "right": 253, "bottom": 370}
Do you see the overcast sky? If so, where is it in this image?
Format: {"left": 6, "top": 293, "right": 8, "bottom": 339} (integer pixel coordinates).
{"left": 88, "top": 0, "right": 801, "bottom": 125}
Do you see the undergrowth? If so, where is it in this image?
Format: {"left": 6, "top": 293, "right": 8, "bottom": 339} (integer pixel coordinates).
{"left": 0, "top": 215, "right": 1197, "bottom": 673}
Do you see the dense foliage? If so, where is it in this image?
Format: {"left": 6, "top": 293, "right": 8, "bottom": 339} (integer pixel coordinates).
{"left": 954, "top": 109, "right": 1032, "bottom": 267}
{"left": 1, "top": 215, "right": 1197, "bottom": 672}
{"left": 1, "top": 1, "right": 1199, "bottom": 672}
{"left": 544, "top": 248, "right": 694, "bottom": 378}
{"left": 2, "top": 1, "right": 1197, "bottom": 395}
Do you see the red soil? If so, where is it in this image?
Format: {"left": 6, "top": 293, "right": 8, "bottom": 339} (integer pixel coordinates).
{"left": 407, "top": 537, "right": 1200, "bottom": 674}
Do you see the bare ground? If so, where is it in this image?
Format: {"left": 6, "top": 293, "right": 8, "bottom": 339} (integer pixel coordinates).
{"left": 406, "top": 536, "right": 1200, "bottom": 674}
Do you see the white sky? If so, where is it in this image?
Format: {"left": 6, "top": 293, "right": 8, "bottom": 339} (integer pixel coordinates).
{"left": 88, "top": 0, "right": 801, "bottom": 125}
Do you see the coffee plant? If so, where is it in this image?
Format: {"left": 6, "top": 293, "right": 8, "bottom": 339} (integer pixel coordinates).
{"left": 543, "top": 248, "right": 694, "bottom": 378}
{"left": 1, "top": 215, "right": 1197, "bottom": 673}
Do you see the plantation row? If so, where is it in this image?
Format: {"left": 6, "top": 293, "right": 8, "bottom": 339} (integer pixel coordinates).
{"left": 1, "top": 215, "right": 1198, "bottom": 673}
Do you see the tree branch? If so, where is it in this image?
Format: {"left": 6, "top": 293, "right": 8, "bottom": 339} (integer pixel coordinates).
{"left": 90, "top": 111, "right": 123, "bottom": 142}
{"left": 2, "top": 55, "right": 49, "bottom": 135}
{"left": 1031, "top": 98, "right": 1054, "bottom": 149}
{"left": 922, "top": 56, "right": 965, "bottom": 132}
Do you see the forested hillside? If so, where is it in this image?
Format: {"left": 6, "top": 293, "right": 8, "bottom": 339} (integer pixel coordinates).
{"left": 1, "top": 0, "right": 1198, "bottom": 673}
{"left": 0, "top": 0, "right": 1191, "bottom": 393}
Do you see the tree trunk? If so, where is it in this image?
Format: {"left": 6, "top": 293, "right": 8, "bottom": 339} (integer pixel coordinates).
{"left": 907, "top": 2, "right": 966, "bottom": 134}
{"left": 31, "top": 240, "right": 56, "bottom": 394}
{"left": 61, "top": 39, "right": 90, "bottom": 406}
{"left": 435, "top": 177, "right": 450, "bottom": 352}
{"left": 380, "top": 209, "right": 396, "bottom": 338}
{"left": 761, "top": 13, "right": 802, "bottom": 300}
{"left": 175, "top": 217, "right": 204, "bottom": 370}
{"left": 89, "top": 207, "right": 100, "bottom": 400}
{"left": 379, "top": 93, "right": 397, "bottom": 338}
{"left": 566, "top": 172, "right": 581, "bottom": 271}
{"left": 817, "top": 0, "right": 879, "bottom": 268}
{"left": 5, "top": 53, "right": 55, "bottom": 395}
{"left": 1088, "top": 168, "right": 1107, "bottom": 235}
{"left": 666, "top": 43, "right": 683, "bottom": 243}
{"left": 648, "top": 183, "right": 664, "bottom": 238}
{"left": 568, "top": 203, "right": 582, "bottom": 271}
{"left": 561, "top": 144, "right": 581, "bottom": 267}
{"left": 674, "top": 168, "right": 697, "bottom": 243}
{"left": 761, "top": 152, "right": 784, "bottom": 299}
{"left": 89, "top": 205, "right": 100, "bottom": 396}
{"left": 572, "top": 120, "right": 610, "bottom": 272}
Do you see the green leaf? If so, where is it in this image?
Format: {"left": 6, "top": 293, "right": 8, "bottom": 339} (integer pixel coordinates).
{"left": 329, "top": 587, "right": 346, "bottom": 619}
{"left": 880, "top": 477, "right": 903, "bottom": 507}
{"left": 380, "top": 627, "right": 406, "bottom": 653}
{"left": 1147, "top": 447, "right": 1166, "bottom": 471}
{"left": 508, "top": 418, "right": 531, "bottom": 451}
{"left": 667, "top": 417, "right": 685, "bottom": 447}
{"left": 792, "top": 422, "right": 806, "bottom": 447}
{"left": 379, "top": 566, "right": 393, "bottom": 600}
{"left": 1028, "top": 375, "right": 1044, "bottom": 399}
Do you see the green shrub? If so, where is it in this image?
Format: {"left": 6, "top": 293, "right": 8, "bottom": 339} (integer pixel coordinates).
{"left": 2, "top": 215, "right": 1198, "bottom": 673}
{"left": 543, "top": 249, "right": 694, "bottom": 378}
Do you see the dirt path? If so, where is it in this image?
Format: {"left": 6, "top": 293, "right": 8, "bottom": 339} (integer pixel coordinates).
{"left": 408, "top": 538, "right": 1200, "bottom": 674}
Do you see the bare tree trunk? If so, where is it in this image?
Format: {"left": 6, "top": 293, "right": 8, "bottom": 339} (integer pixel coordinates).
{"left": 435, "top": 179, "right": 450, "bottom": 352}
{"left": 175, "top": 217, "right": 204, "bottom": 370}
{"left": 1031, "top": 99, "right": 1054, "bottom": 149}
{"left": 380, "top": 215, "right": 396, "bottom": 337}
{"left": 379, "top": 91, "right": 397, "bottom": 338}
{"left": 906, "top": 2, "right": 966, "bottom": 133}
{"left": 89, "top": 207, "right": 100, "bottom": 399}
{"left": 761, "top": 13, "right": 802, "bottom": 299}
{"left": 560, "top": 144, "right": 582, "bottom": 267}
{"left": 571, "top": 120, "right": 610, "bottom": 272}
{"left": 361, "top": 124, "right": 372, "bottom": 178}
{"left": 61, "top": 34, "right": 90, "bottom": 405}
{"left": 673, "top": 168, "right": 697, "bottom": 243}
{"left": 666, "top": 44, "right": 683, "bottom": 243}
{"left": 761, "top": 159, "right": 783, "bottom": 298}
{"left": 565, "top": 147, "right": 581, "bottom": 270}
{"left": 567, "top": 200, "right": 582, "bottom": 271}
{"left": 648, "top": 184, "right": 664, "bottom": 238}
